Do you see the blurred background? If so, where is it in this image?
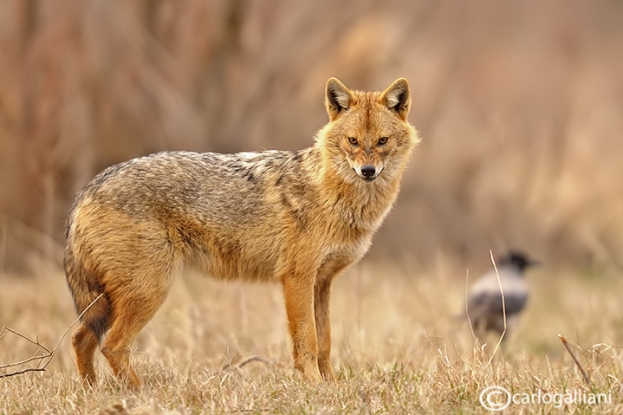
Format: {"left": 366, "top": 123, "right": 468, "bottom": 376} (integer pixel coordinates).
{"left": 1, "top": 0, "right": 623, "bottom": 275}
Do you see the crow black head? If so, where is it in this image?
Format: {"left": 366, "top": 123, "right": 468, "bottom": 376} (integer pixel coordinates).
{"left": 500, "top": 251, "right": 539, "bottom": 272}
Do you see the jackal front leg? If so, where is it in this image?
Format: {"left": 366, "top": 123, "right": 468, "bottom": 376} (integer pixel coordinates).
{"left": 282, "top": 272, "right": 322, "bottom": 382}
{"left": 314, "top": 277, "right": 335, "bottom": 380}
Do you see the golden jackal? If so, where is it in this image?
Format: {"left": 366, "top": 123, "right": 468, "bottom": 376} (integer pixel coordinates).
{"left": 64, "top": 77, "right": 419, "bottom": 387}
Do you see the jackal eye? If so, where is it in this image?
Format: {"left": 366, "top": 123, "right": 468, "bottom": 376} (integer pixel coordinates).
{"left": 348, "top": 137, "right": 359, "bottom": 145}
{"left": 377, "top": 136, "right": 389, "bottom": 145}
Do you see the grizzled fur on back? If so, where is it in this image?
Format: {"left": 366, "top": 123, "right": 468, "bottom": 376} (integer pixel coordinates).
{"left": 64, "top": 77, "right": 419, "bottom": 387}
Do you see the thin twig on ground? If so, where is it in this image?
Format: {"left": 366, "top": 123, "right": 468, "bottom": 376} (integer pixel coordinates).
{"left": 221, "top": 355, "right": 276, "bottom": 372}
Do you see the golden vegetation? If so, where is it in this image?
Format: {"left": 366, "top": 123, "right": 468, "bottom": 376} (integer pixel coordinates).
{"left": 2, "top": 261, "right": 623, "bottom": 413}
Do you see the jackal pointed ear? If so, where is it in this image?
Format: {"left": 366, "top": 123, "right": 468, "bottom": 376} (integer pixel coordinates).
{"left": 381, "top": 78, "right": 411, "bottom": 120}
{"left": 326, "top": 78, "right": 354, "bottom": 120}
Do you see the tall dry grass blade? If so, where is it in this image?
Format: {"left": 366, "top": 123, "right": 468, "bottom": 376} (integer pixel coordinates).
{"left": 558, "top": 334, "right": 591, "bottom": 386}
{"left": 487, "top": 250, "right": 506, "bottom": 366}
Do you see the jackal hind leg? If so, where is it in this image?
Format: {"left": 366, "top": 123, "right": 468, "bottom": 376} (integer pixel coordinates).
{"left": 72, "top": 324, "right": 99, "bottom": 385}
{"left": 100, "top": 282, "right": 169, "bottom": 389}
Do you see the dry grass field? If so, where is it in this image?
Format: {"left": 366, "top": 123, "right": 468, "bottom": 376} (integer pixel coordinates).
{"left": 2, "top": 258, "right": 623, "bottom": 414}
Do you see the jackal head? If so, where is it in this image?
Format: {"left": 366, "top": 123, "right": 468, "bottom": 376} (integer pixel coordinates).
{"left": 317, "top": 77, "right": 418, "bottom": 184}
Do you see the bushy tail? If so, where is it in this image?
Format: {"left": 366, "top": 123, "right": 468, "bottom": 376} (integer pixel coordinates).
{"left": 64, "top": 242, "right": 111, "bottom": 343}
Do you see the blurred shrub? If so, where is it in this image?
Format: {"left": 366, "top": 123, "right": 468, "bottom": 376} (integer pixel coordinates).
{"left": 1, "top": 0, "right": 622, "bottom": 273}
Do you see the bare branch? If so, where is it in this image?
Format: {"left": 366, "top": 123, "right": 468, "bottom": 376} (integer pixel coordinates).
{"left": 0, "top": 327, "right": 52, "bottom": 370}
{"left": 0, "top": 293, "right": 103, "bottom": 379}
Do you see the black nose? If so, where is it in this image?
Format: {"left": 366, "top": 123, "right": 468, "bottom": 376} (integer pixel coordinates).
{"left": 361, "top": 165, "right": 376, "bottom": 178}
